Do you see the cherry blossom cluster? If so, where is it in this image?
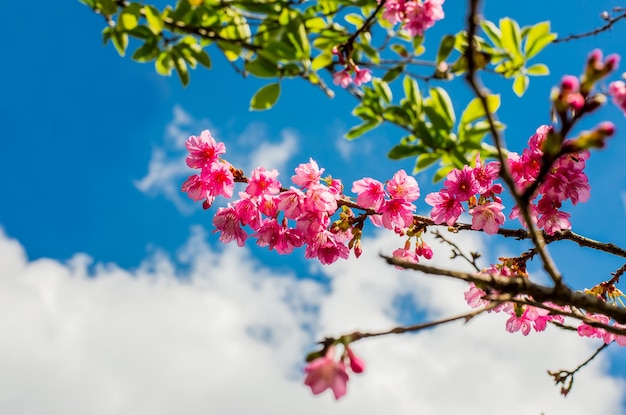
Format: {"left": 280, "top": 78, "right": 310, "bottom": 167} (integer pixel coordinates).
{"left": 464, "top": 261, "right": 626, "bottom": 344}
{"left": 181, "top": 129, "right": 428, "bottom": 265}
{"left": 424, "top": 125, "right": 599, "bottom": 236}
{"left": 424, "top": 154, "right": 504, "bottom": 234}
{"left": 331, "top": 46, "right": 373, "bottom": 88}
{"left": 304, "top": 344, "right": 365, "bottom": 400}
{"left": 380, "top": 0, "right": 445, "bottom": 37}
{"left": 508, "top": 125, "right": 593, "bottom": 235}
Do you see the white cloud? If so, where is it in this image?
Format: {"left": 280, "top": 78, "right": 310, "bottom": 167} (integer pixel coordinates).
{"left": 135, "top": 107, "right": 299, "bottom": 213}
{"left": 0, "top": 227, "right": 623, "bottom": 415}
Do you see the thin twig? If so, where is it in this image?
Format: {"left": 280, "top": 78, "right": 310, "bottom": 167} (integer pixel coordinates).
{"left": 554, "top": 9, "right": 626, "bottom": 43}
{"left": 547, "top": 343, "right": 610, "bottom": 396}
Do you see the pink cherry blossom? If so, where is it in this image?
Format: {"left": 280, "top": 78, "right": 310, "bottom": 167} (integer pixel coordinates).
{"left": 233, "top": 195, "right": 262, "bottom": 229}
{"left": 333, "top": 69, "right": 352, "bottom": 88}
{"left": 536, "top": 197, "right": 571, "bottom": 235}
{"left": 304, "top": 346, "right": 350, "bottom": 400}
{"left": 505, "top": 308, "right": 533, "bottom": 336}
{"left": 202, "top": 162, "right": 235, "bottom": 198}
{"left": 353, "top": 66, "right": 373, "bottom": 86}
{"left": 185, "top": 129, "right": 226, "bottom": 169}
{"left": 387, "top": 169, "right": 420, "bottom": 202}
{"left": 391, "top": 247, "right": 418, "bottom": 269}
{"left": 425, "top": 189, "right": 463, "bottom": 226}
{"left": 444, "top": 166, "right": 480, "bottom": 201}
{"left": 305, "top": 184, "right": 338, "bottom": 214}
{"left": 182, "top": 174, "right": 212, "bottom": 202}
{"left": 246, "top": 167, "right": 281, "bottom": 196}
{"left": 381, "top": 0, "right": 406, "bottom": 24}
{"left": 609, "top": 80, "right": 626, "bottom": 115}
{"left": 277, "top": 187, "right": 306, "bottom": 219}
{"left": 403, "top": 0, "right": 445, "bottom": 37}
{"left": 352, "top": 177, "right": 386, "bottom": 210}
{"left": 292, "top": 158, "right": 324, "bottom": 188}
{"left": 472, "top": 154, "right": 500, "bottom": 194}
{"left": 379, "top": 199, "right": 416, "bottom": 230}
{"left": 470, "top": 202, "right": 505, "bottom": 235}
{"left": 212, "top": 207, "right": 247, "bottom": 247}
{"left": 464, "top": 283, "right": 488, "bottom": 308}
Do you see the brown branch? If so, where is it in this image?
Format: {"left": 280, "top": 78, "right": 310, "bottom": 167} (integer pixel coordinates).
{"left": 547, "top": 343, "right": 610, "bottom": 396}
{"left": 382, "top": 256, "right": 626, "bottom": 325}
{"left": 465, "top": 0, "right": 563, "bottom": 287}
{"left": 554, "top": 8, "right": 626, "bottom": 43}
{"left": 432, "top": 229, "right": 481, "bottom": 272}
{"left": 321, "top": 303, "right": 497, "bottom": 345}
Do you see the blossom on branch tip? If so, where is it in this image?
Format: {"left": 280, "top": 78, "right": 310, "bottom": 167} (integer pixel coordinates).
{"left": 353, "top": 66, "right": 372, "bottom": 86}
{"left": 304, "top": 346, "right": 349, "bottom": 400}
{"left": 333, "top": 69, "right": 352, "bottom": 88}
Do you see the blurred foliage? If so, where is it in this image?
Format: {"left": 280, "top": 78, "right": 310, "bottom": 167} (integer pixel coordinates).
{"left": 80, "top": 0, "right": 555, "bottom": 179}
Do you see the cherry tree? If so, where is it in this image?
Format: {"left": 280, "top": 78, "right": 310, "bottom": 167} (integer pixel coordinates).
{"left": 81, "top": 0, "right": 626, "bottom": 399}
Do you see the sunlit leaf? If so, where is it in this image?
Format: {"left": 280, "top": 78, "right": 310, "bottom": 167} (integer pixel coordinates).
{"left": 250, "top": 83, "right": 281, "bottom": 111}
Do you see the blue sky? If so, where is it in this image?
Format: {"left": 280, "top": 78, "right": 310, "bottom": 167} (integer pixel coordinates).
{"left": 1, "top": 1, "right": 626, "bottom": 414}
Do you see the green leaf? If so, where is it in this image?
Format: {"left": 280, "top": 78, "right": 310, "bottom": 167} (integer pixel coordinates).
{"left": 436, "top": 35, "right": 456, "bottom": 63}
{"left": 480, "top": 20, "right": 502, "bottom": 48}
{"left": 111, "top": 29, "right": 129, "bottom": 56}
{"left": 144, "top": 5, "right": 164, "bottom": 34}
{"left": 382, "top": 65, "right": 404, "bottom": 83}
{"left": 193, "top": 49, "right": 212, "bottom": 69}
{"left": 388, "top": 142, "right": 426, "bottom": 160}
{"left": 372, "top": 79, "right": 392, "bottom": 104}
{"left": 250, "top": 83, "right": 281, "bottom": 111}
{"left": 155, "top": 51, "right": 173, "bottom": 75}
{"left": 311, "top": 52, "right": 333, "bottom": 71}
{"left": 96, "top": 0, "right": 117, "bottom": 16}
{"left": 344, "top": 13, "right": 364, "bottom": 27}
{"left": 414, "top": 152, "right": 440, "bottom": 172}
{"left": 345, "top": 121, "right": 379, "bottom": 140}
{"left": 391, "top": 44, "right": 408, "bottom": 58}
{"left": 524, "top": 21, "right": 556, "bottom": 59}
{"left": 526, "top": 63, "right": 549, "bottom": 76}
{"left": 500, "top": 18, "right": 522, "bottom": 58}
{"left": 403, "top": 76, "right": 421, "bottom": 112}
{"left": 460, "top": 95, "right": 500, "bottom": 126}
{"left": 119, "top": 9, "right": 139, "bottom": 31}
{"left": 132, "top": 38, "right": 158, "bottom": 62}
{"left": 513, "top": 74, "right": 529, "bottom": 97}
{"left": 173, "top": 54, "right": 189, "bottom": 86}
{"left": 433, "top": 165, "right": 454, "bottom": 182}
{"left": 428, "top": 87, "right": 455, "bottom": 130}
{"left": 245, "top": 57, "right": 279, "bottom": 78}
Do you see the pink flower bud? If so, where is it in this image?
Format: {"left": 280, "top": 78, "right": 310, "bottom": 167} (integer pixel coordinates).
{"left": 560, "top": 75, "right": 579, "bottom": 91}
{"left": 346, "top": 347, "right": 365, "bottom": 374}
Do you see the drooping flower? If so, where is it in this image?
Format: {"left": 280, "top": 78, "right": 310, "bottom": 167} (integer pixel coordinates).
{"left": 333, "top": 69, "right": 352, "bottom": 88}
{"left": 304, "top": 346, "right": 350, "bottom": 400}
{"left": 212, "top": 206, "right": 247, "bottom": 247}
{"left": 353, "top": 66, "right": 373, "bottom": 86}
{"left": 346, "top": 346, "right": 365, "bottom": 373}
